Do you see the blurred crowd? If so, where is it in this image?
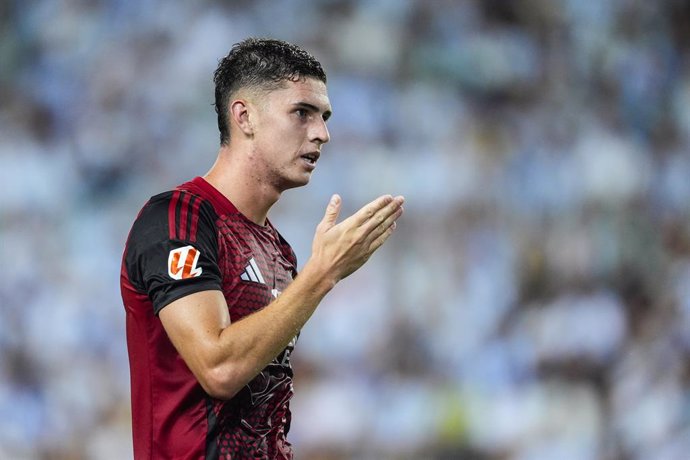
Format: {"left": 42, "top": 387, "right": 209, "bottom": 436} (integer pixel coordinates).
{"left": 2, "top": 0, "right": 690, "bottom": 458}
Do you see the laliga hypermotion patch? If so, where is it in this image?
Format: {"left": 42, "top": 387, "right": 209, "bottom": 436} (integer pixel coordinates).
{"left": 168, "top": 245, "right": 203, "bottom": 280}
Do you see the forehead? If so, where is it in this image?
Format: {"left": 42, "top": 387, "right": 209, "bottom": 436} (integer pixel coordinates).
{"left": 265, "top": 77, "right": 331, "bottom": 110}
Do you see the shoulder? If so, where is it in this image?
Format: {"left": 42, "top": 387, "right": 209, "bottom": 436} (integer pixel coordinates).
{"left": 131, "top": 189, "right": 219, "bottom": 244}
{"left": 123, "top": 189, "right": 224, "bottom": 302}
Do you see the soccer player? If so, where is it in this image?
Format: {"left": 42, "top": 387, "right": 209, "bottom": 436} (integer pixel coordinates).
{"left": 120, "top": 38, "right": 404, "bottom": 459}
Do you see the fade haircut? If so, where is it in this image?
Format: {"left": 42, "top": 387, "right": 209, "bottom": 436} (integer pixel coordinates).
{"left": 213, "top": 37, "right": 327, "bottom": 145}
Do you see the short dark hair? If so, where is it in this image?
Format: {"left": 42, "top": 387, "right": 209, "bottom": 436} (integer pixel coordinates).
{"left": 213, "top": 38, "right": 327, "bottom": 145}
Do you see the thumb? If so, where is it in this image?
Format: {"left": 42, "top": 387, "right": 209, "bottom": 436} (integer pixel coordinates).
{"left": 319, "top": 194, "right": 341, "bottom": 230}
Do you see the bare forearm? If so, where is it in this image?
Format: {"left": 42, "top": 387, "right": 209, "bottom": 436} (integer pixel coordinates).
{"left": 212, "top": 260, "right": 335, "bottom": 394}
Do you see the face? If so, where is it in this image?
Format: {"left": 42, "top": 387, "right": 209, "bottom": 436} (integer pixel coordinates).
{"left": 247, "top": 77, "right": 332, "bottom": 191}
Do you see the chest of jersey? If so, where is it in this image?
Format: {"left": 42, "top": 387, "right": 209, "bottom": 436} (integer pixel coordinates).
{"left": 214, "top": 214, "right": 296, "bottom": 322}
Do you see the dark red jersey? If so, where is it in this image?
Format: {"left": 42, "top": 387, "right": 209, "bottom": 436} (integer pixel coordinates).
{"left": 121, "top": 176, "right": 298, "bottom": 459}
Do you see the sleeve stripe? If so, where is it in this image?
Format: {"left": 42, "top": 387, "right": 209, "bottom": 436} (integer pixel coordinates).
{"left": 178, "top": 192, "right": 193, "bottom": 240}
{"left": 168, "top": 191, "right": 181, "bottom": 240}
{"left": 189, "top": 196, "right": 202, "bottom": 243}
{"left": 168, "top": 190, "right": 205, "bottom": 243}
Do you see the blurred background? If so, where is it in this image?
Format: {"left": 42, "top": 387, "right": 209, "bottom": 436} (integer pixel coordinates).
{"left": 2, "top": 0, "right": 690, "bottom": 458}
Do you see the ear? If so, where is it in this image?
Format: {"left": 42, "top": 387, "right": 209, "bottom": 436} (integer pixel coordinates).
{"left": 230, "top": 99, "right": 254, "bottom": 137}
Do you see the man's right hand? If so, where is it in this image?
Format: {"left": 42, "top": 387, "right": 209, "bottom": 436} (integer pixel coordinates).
{"left": 308, "top": 193, "right": 405, "bottom": 285}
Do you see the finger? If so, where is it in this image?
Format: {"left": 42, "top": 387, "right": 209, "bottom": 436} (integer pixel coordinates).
{"left": 364, "top": 205, "right": 403, "bottom": 246}
{"left": 317, "top": 194, "right": 341, "bottom": 231}
{"left": 349, "top": 195, "right": 394, "bottom": 227}
{"left": 360, "top": 196, "right": 404, "bottom": 235}
{"left": 367, "top": 219, "right": 398, "bottom": 253}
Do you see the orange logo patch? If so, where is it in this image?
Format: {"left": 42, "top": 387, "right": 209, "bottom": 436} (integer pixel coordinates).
{"left": 168, "top": 245, "right": 203, "bottom": 280}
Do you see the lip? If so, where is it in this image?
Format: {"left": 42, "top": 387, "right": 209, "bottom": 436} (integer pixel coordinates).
{"left": 300, "top": 151, "right": 320, "bottom": 169}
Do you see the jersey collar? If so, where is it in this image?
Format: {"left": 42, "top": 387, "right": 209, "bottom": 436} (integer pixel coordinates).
{"left": 180, "top": 177, "right": 276, "bottom": 232}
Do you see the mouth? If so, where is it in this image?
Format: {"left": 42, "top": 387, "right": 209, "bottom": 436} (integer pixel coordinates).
{"left": 300, "top": 152, "right": 320, "bottom": 166}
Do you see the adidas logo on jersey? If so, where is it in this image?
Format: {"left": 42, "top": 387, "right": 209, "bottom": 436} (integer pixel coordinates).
{"left": 240, "top": 257, "right": 266, "bottom": 284}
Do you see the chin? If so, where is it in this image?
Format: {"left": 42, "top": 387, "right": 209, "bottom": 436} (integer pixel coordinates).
{"left": 279, "top": 175, "right": 311, "bottom": 191}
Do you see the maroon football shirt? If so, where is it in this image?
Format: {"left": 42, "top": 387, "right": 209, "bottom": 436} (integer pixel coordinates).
{"left": 121, "top": 177, "right": 298, "bottom": 459}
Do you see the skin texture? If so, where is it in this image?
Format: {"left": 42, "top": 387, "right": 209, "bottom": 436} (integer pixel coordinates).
{"left": 159, "top": 77, "right": 405, "bottom": 400}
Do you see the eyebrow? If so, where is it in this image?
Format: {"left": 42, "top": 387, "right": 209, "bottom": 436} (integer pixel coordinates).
{"left": 293, "top": 102, "right": 332, "bottom": 121}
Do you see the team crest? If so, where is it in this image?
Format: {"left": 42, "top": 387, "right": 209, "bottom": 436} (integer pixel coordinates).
{"left": 168, "top": 245, "right": 203, "bottom": 280}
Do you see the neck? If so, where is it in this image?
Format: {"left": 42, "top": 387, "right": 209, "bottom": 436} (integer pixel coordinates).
{"left": 203, "top": 146, "right": 280, "bottom": 226}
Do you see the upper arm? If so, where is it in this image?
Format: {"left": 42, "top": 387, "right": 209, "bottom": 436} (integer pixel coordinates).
{"left": 159, "top": 290, "right": 233, "bottom": 397}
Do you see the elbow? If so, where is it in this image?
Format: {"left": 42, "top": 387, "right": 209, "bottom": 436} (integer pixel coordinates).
{"left": 198, "top": 365, "right": 245, "bottom": 400}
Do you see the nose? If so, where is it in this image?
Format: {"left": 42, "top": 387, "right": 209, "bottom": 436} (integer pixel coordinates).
{"left": 311, "top": 118, "right": 330, "bottom": 145}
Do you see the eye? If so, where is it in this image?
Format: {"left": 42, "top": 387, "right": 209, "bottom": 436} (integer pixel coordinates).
{"left": 295, "top": 109, "right": 308, "bottom": 119}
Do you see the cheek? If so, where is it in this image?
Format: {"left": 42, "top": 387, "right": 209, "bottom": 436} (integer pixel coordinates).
{"left": 256, "top": 116, "right": 307, "bottom": 151}
{"left": 275, "top": 126, "right": 307, "bottom": 149}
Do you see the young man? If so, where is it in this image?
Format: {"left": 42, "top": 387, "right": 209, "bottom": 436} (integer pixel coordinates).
{"left": 120, "top": 38, "right": 404, "bottom": 459}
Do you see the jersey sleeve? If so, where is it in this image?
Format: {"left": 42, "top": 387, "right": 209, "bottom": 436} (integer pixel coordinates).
{"left": 124, "top": 191, "right": 222, "bottom": 314}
